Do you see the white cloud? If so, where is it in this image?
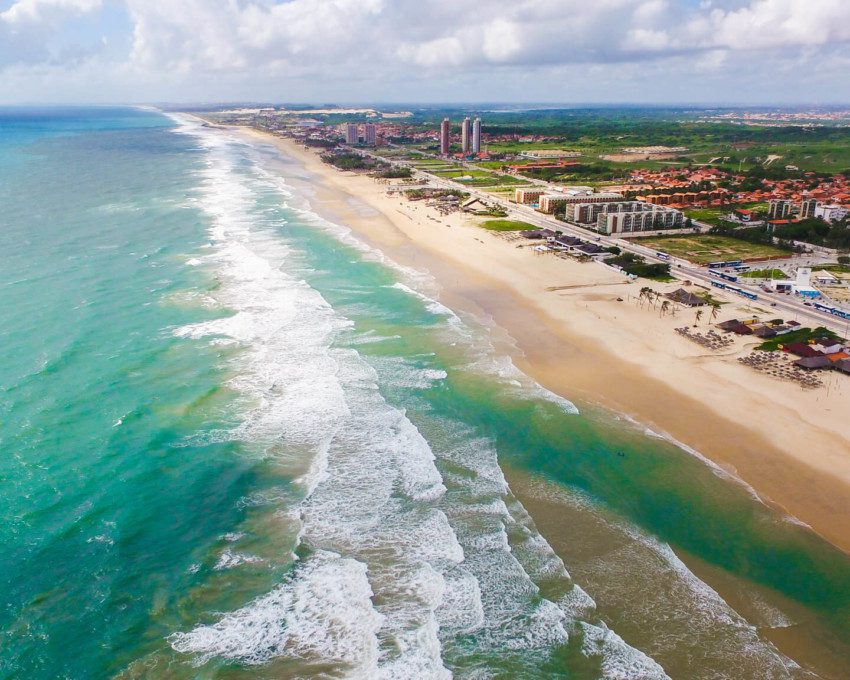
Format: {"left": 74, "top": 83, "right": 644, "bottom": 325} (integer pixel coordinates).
{"left": 0, "top": 0, "right": 849, "bottom": 103}
{"left": 1, "top": 0, "right": 101, "bottom": 25}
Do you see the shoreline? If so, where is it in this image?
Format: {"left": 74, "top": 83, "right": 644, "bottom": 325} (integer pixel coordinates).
{"left": 227, "top": 124, "right": 850, "bottom": 555}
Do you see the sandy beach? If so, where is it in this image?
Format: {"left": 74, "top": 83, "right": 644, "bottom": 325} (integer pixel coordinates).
{"left": 231, "top": 125, "right": 850, "bottom": 554}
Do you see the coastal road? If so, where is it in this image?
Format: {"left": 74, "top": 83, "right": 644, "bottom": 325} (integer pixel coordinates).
{"left": 355, "top": 146, "right": 850, "bottom": 335}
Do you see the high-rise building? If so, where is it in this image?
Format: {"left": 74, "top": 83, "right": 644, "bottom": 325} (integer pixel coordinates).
{"left": 799, "top": 198, "right": 818, "bottom": 219}
{"left": 440, "top": 118, "right": 450, "bottom": 155}
{"left": 472, "top": 117, "right": 481, "bottom": 153}
{"left": 768, "top": 199, "right": 791, "bottom": 220}
{"left": 345, "top": 123, "right": 358, "bottom": 145}
{"left": 363, "top": 123, "right": 377, "bottom": 146}
{"left": 461, "top": 117, "right": 471, "bottom": 154}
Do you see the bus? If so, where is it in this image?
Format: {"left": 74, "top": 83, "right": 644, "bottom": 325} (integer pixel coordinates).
{"left": 656, "top": 251, "right": 671, "bottom": 261}
{"left": 709, "top": 270, "right": 738, "bottom": 283}
{"left": 814, "top": 302, "right": 850, "bottom": 320}
{"left": 708, "top": 260, "right": 742, "bottom": 270}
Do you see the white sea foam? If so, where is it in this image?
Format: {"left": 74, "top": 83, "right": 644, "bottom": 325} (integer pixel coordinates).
{"left": 170, "top": 550, "right": 382, "bottom": 671}
{"left": 389, "top": 282, "right": 462, "bottom": 322}
{"left": 522, "top": 478, "right": 802, "bottom": 677}
{"left": 214, "top": 549, "right": 263, "bottom": 570}
{"left": 579, "top": 621, "right": 668, "bottom": 679}
{"left": 167, "top": 122, "right": 459, "bottom": 676}
{"left": 166, "top": 117, "right": 667, "bottom": 677}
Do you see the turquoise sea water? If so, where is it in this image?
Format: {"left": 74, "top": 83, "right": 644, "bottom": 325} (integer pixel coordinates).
{"left": 2, "top": 108, "right": 850, "bottom": 679}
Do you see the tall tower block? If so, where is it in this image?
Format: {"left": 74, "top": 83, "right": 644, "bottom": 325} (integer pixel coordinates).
{"left": 472, "top": 117, "right": 481, "bottom": 153}
{"left": 461, "top": 117, "right": 471, "bottom": 154}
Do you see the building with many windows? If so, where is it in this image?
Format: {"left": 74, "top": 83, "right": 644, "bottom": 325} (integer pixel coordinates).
{"left": 440, "top": 118, "right": 450, "bottom": 155}
{"left": 472, "top": 118, "right": 481, "bottom": 153}
{"left": 345, "top": 123, "right": 358, "bottom": 145}
{"left": 799, "top": 198, "right": 819, "bottom": 219}
{"left": 537, "top": 192, "right": 623, "bottom": 214}
{"left": 597, "top": 208, "right": 683, "bottom": 234}
{"left": 768, "top": 199, "right": 792, "bottom": 220}
{"left": 461, "top": 117, "right": 471, "bottom": 154}
{"left": 814, "top": 204, "right": 849, "bottom": 222}
{"left": 514, "top": 188, "right": 546, "bottom": 204}
{"left": 363, "top": 123, "right": 377, "bottom": 146}
{"left": 564, "top": 200, "right": 654, "bottom": 224}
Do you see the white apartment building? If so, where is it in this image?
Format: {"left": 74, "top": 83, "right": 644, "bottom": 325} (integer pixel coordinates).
{"left": 538, "top": 192, "right": 623, "bottom": 214}
{"left": 814, "top": 204, "right": 849, "bottom": 222}
{"left": 597, "top": 209, "right": 683, "bottom": 234}
{"left": 472, "top": 118, "right": 481, "bottom": 153}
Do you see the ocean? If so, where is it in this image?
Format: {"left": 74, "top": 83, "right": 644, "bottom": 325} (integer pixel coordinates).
{"left": 1, "top": 107, "right": 849, "bottom": 679}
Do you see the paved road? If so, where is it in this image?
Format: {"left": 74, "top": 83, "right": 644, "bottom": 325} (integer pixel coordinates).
{"left": 357, "top": 146, "right": 850, "bottom": 335}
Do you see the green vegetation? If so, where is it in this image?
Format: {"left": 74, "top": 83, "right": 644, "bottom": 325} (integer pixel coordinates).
{"left": 771, "top": 218, "right": 850, "bottom": 250}
{"left": 479, "top": 219, "right": 536, "bottom": 231}
{"left": 429, "top": 169, "right": 493, "bottom": 178}
{"left": 322, "top": 153, "right": 375, "bottom": 170}
{"left": 224, "top": 106, "right": 850, "bottom": 175}
{"left": 739, "top": 268, "right": 789, "bottom": 279}
{"left": 756, "top": 326, "right": 841, "bottom": 352}
{"left": 683, "top": 207, "right": 727, "bottom": 224}
{"left": 636, "top": 234, "right": 789, "bottom": 264}
{"left": 404, "top": 188, "right": 468, "bottom": 201}
{"left": 513, "top": 161, "right": 620, "bottom": 182}
{"left": 604, "top": 252, "right": 672, "bottom": 280}
{"left": 375, "top": 167, "right": 412, "bottom": 179}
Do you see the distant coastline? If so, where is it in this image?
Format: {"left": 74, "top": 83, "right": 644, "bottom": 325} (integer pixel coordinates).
{"left": 197, "top": 118, "right": 850, "bottom": 557}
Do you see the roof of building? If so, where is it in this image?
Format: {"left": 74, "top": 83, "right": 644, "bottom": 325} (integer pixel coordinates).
{"left": 828, "top": 351, "right": 850, "bottom": 362}
{"left": 794, "top": 356, "right": 832, "bottom": 369}
{"left": 665, "top": 288, "right": 705, "bottom": 307}
{"left": 754, "top": 326, "right": 778, "bottom": 338}
{"left": 521, "top": 229, "right": 547, "bottom": 239}
{"left": 783, "top": 342, "right": 822, "bottom": 358}
{"left": 728, "top": 322, "right": 754, "bottom": 335}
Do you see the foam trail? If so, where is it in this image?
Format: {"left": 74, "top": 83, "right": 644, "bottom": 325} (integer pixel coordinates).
{"left": 165, "top": 116, "right": 668, "bottom": 677}
{"left": 168, "top": 118, "right": 458, "bottom": 676}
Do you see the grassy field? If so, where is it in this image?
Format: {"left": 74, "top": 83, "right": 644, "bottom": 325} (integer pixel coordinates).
{"left": 684, "top": 207, "right": 727, "bottom": 223}
{"left": 636, "top": 235, "right": 789, "bottom": 264}
{"left": 429, "top": 169, "right": 494, "bottom": 178}
{"left": 479, "top": 219, "right": 536, "bottom": 231}
{"left": 740, "top": 268, "right": 789, "bottom": 279}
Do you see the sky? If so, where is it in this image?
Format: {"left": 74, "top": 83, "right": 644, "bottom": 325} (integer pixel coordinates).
{"left": 0, "top": 0, "right": 849, "bottom": 106}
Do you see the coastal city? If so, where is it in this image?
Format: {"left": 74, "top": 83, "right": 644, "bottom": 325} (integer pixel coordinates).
{"left": 206, "top": 106, "right": 850, "bottom": 393}
{"left": 7, "top": 1, "right": 850, "bottom": 678}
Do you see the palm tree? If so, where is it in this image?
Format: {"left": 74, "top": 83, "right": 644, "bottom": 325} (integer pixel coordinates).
{"left": 710, "top": 303, "right": 720, "bottom": 325}
{"left": 660, "top": 300, "right": 671, "bottom": 317}
{"left": 694, "top": 309, "right": 704, "bottom": 326}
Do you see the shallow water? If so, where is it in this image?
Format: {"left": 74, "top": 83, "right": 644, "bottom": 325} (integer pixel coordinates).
{"left": 1, "top": 108, "right": 849, "bottom": 679}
